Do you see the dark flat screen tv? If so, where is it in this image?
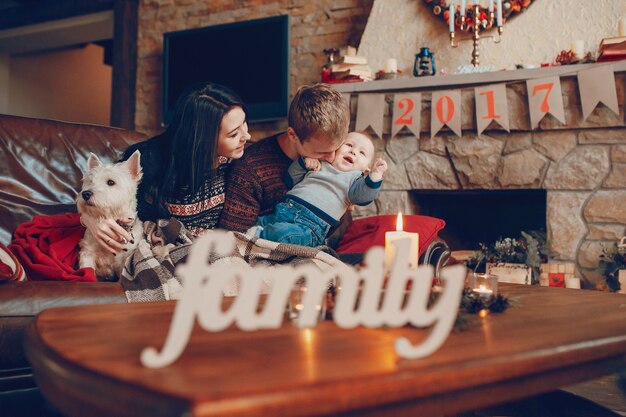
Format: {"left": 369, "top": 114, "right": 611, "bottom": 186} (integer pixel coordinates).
{"left": 163, "top": 15, "right": 290, "bottom": 124}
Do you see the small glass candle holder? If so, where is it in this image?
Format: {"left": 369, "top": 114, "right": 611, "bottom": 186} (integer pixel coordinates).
{"left": 287, "top": 286, "right": 327, "bottom": 324}
{"left": 468, "top": 272, "right": 498, "bottom": 298}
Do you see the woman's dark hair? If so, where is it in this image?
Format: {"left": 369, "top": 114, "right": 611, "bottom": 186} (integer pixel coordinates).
{"left": 124, "top": 82, "right": 245, "bottom": 219}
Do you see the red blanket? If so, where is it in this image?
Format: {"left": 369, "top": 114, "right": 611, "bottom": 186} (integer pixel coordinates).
{"left": 9, "top": 213, "right": 97, "bottom": 282}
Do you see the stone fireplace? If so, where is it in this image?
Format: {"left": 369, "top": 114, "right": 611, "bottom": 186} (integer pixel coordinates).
{"left": 338, "top": 64, "right": 626, "bottom": 288}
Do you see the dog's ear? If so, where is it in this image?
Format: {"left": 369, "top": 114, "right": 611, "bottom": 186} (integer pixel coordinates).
{"left": 126, "top": 150, "right": 143, "bottom": 181}
{"left": 87, "top": 153, "right": 102, "bottom": 170}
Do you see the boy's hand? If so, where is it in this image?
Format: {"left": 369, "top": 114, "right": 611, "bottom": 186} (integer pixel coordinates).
{"left": 304, "top": 157, "right": 321, "bottom": 172}
{"left": 369, "top": 158, "right": 387, "bottom": 182}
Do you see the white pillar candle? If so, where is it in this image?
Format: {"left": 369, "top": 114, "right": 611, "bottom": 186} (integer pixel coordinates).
{"left": 488, "top": 0, "right": 494, "bottom": 12}
{"left": 460, "top": 0, "right": 466, "bottom": 16}
{"left": 619, "top": 16, "right": 626, "bottom": 37}
{"left": 449, "top": 0, "right": 456, "bottom": 32}
{"left": 570, "top": 40, "right": 584, "bottom": 57}
{"left": 565, "top": 277, "right": 581, "bottom": 289}
{"left": 384, "top": 58, "right": 398, "bottom": 73}
{"left": 496, "top": 0, "right": 502, "bottom": 26}
{"left": 384, "top": 213, "right": 419, "bottom": 275}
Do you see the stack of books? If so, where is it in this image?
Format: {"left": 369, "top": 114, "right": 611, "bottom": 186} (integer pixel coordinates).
{"left": 597, "top": 36, "right": 626, "bottom": 62}
{"left": 326, "top": 47, "right": 372, "bottom": 83}
{"left": 330, "top": 55, "right": 373, "bottom": 82}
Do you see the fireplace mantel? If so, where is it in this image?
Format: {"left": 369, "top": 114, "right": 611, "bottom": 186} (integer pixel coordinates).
{"left": 333, "top": 61, "right": 626, "bottom": 93}
{"left": 338, "top": 60, "right": 626, "bottom": 289}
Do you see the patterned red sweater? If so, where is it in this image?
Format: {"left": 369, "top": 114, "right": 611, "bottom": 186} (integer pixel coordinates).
{"left": 218, "top": 134, "right": 292, "bottom": 232}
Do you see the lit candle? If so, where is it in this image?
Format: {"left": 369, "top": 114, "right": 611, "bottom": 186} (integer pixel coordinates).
{"left": 496, "top": 0, "right": 502, "bottom": 26}
{"left": 473, "top": 284, "right": 493, "bottom": 297}
{"left": 384, "top": 58, "right": 398, "bottom": 73}
{"left": 488, "top": 0, "right": 494, "bottom": 12}
{"left": 449, "top": 0, "right": 456, "bottom": 33}
{"left": 384, "top": 213, "right": 419, "bottom": 274}
{"left": 570, "top": 40, "right": 584, "bottom": 58}
{"left": 460, "top": 0, "right": 466, "bottom": 16}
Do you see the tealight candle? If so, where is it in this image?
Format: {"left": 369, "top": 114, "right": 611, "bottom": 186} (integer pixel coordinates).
{"left": 384, "top": 213, "right": 419, "bottom": 274}
{"left": 473, "top": 284, "right": 493, "bottom": 297}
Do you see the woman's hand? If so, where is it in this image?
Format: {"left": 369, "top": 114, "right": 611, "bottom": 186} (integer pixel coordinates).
{"left": 82, "top": 217, "right": 135, "bottom": 255}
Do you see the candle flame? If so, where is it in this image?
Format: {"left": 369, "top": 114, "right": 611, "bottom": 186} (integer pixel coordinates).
{"left": 479, "top": 284, "right": 487, "bottom": 291}
{"left": 396, "top": 212, "right": 403, "bottom": 231}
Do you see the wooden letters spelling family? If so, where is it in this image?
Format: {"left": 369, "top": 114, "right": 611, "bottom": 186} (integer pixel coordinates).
{"left": 140, "top": 231, "right": 466, "bottom": 368}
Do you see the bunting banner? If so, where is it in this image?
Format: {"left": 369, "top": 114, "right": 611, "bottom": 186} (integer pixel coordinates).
{"left": 355, "top": 93, "right": 385, "bottom": 138}
{"left": 577, "top": 65, "right": 619, "bottom": 120}
{"left": 526, "top": 76, "right": 565, "bottom": 129}
{"left": 431, "top": 90, "right": 462, "bottom": 138}
{"left": 392, "top": 93, "right": 421, "bottom": 138}
{"left": 346, "top": 66, "right": 618, "bottom": 138}
{"left": 474, "top": 83, "right": 510, "bottom": 135}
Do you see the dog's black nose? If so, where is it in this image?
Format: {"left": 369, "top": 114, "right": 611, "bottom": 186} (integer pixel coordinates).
{"left": 82, "top": 191, "right": 93, "bottom": 201}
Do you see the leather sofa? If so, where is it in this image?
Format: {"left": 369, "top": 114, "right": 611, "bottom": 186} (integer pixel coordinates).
{"left": 0, "top": 113, "right": 450, "bottom": 415}
{"left": 0, "top": 114, "right": 144, "bottom": 415}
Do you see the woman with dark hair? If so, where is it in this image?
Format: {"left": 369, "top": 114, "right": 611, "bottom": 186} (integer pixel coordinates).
{"left": 88, "top": 82, "right": 250, "bottom": 253}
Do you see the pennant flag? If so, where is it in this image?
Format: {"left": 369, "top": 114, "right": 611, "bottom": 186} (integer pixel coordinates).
{"left": 355, "top": 94, "right": 385, "bottom": 138}
{"left": 526, "top": 76, "right": 565, "bottom": 129}
{"left": 391, "top": 93, "right": 422, "bottom": 138}
{"left": 577, "top": 65, "right": 619, "bottom": 120}
{"left": 474, "top": 83, "right": 510, "bottom": 135}
{"left": 431, "top": 90, "right": 462, "bottom": 138}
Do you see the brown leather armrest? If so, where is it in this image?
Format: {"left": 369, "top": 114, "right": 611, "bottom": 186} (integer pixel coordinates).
{"left": 0, "top": 281, "right": 127, "bottom": 373}
{"left": 0, "top": 281, "right": 127, "bottom": 317}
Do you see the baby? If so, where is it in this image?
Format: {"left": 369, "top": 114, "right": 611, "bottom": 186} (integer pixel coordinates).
{"left": 252, "top": 131, "right": 387, "bottom": 247}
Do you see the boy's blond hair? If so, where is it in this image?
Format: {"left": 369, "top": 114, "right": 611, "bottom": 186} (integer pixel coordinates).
{"left": 288, "top": 84, "right": 350, "bottom": 143}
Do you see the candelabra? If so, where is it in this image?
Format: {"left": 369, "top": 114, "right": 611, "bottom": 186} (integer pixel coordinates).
{"left": 449, "top": 1, "right": 504, "bottom": 67}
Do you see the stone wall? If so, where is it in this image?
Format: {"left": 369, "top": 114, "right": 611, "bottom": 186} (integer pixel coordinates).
{"left": 136, "top": 0, "right": 373, "bottom": 138}
{"left": 350, "top": 72, "right": 626, "bottom": 288}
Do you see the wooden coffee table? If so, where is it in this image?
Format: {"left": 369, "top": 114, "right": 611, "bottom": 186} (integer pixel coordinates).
{"left": 25, "top": 284, "right": 626, "bottom": 417}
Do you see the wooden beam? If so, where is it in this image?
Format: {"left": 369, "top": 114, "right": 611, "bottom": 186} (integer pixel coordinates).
{"left": 110, "top": 0, "right": 138, "bottom": 130}
{"left": 0, "top": 1, "right": 114, "bottom": 31}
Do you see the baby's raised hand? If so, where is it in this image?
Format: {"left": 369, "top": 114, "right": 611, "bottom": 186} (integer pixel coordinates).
{"left": 369, "top": 158, "right": 387, "bottom": 182}
{"left": 304, "top": 157, "right": 321, "bottom": 172}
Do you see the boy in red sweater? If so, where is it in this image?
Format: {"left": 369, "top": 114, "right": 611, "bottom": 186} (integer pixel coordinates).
{"left": 218, "top": 83, "right": 350, "bottom": 242}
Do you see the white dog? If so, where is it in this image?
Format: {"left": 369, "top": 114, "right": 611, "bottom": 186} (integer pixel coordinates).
{"left": 77, "top": 151, "right": 143, "bottom": 279}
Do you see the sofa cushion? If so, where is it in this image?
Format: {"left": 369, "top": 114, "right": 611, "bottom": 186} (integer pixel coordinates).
{"left": 0, "top": 114, "right": 147, "bottom": 246}
{"left": 336, "top": 214, "right": 446, "bottom": 257}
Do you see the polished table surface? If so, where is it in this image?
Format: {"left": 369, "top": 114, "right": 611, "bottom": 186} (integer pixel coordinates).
{"left": 25, "top": 283, "right": 626, "bottom": 417}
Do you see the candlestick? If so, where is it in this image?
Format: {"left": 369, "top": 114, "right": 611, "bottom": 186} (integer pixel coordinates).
{"left": 449, "top": 0, "right": 456, "bottom": 33}
{"left": 496, "top": 0, "right": 502, "bottom": 26}
{"left": 384, "top": 58, "right": 398, "bottom": 73}
{"left": 384, "top": 213, "right": 419, "bottom": 274}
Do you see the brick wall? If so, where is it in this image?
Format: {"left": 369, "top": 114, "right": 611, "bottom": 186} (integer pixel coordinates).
{"left": 135, "top": 0, "right": 373, "bottom": 139}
